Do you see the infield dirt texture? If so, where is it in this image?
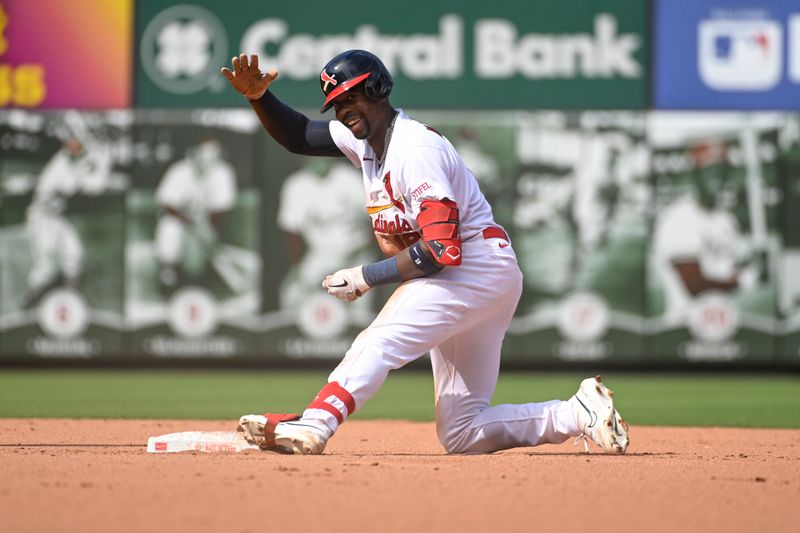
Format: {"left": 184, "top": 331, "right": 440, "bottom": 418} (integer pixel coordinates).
{"left": 1, "top": 418, "right": 798, "bottom": 533}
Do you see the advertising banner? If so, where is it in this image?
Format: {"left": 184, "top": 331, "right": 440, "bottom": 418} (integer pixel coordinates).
{"left": 125, "top": 109, "right": 262, "bottom": 359}
{"left": 0, "top": 110, "right": 129, "bottom": 360}
{"left": 135, "top": 0, "right": 647, "bottom": 109}
{"left": 0, "top": 0, "right": 132, "bottom": 109}
{"left": 777, "top": 115, "right": 800, "bottom": 364}
{"left": 654, "top": 0, "right": 800, "bottom": 109}
{"left": 502, "top": 111, "right": 650, "bottom": 363}
{"left": 645, "top": 112, "right": 783, "bottom": 363}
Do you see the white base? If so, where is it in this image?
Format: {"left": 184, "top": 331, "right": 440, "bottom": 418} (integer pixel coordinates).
{"left": 147, "top": 431, "right": 260, "bottom": 453}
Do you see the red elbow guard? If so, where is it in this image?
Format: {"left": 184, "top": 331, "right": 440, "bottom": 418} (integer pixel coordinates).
{"left": 417, "top": 199, "right": 462, "bottom": 266}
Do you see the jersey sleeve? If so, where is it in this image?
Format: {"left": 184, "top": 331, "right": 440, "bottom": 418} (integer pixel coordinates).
{"left": 328, "top": 121, "right": 362, "bottom": 169}
{"left": 395, "top": 146, "right": 456, "bottom": 217}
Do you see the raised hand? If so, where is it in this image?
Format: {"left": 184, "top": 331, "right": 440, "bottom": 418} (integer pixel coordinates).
{"left": 220, "top": 53, "right": 277, "bottom": 100}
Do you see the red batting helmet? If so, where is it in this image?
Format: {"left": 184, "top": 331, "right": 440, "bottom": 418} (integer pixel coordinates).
{"left": 319, "top": 50, "right": 393, "bottom": 113}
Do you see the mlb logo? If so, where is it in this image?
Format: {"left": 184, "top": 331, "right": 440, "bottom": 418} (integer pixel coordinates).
{"left": 698, "top": 19, "right": 782, "bottom": 91}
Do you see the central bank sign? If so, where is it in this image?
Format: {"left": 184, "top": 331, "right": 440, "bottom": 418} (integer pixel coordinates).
{"left": 136, "top": 1, "right": 646, "bottom": 109}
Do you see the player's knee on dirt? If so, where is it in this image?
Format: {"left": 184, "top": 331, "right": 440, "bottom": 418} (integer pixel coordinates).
{"left": 436, "top": 424, "right": 478, "bottom": 454}
{"left": 435, "top": 410, "right": 483, "bottom": 454}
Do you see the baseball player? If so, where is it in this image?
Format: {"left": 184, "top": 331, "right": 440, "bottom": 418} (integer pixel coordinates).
{"left": 652, "top": 155, "right": 760, "bottom": 326}
{"left": 277, "top": 159, "right": 372, "bottom": 310}
{"left": 154, "top": 137, "right": 236, "bottom": 289}
{"left": 222, "top": 50, "right": 628, "bottom": 455}
{"left": 22, "top": 132, "right": 112, "bottom": 308}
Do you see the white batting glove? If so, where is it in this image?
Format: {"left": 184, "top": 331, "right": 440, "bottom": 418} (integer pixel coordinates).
{"left": 323, "top": 266, "right": 371, "bottom": 303}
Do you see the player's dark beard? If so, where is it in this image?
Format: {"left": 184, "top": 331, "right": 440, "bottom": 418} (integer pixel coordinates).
{"left": 345, "top": 115, "right": 370, "bottom": 140}
{"left": 353, "top": 125, "right": 370, "bottom": 140}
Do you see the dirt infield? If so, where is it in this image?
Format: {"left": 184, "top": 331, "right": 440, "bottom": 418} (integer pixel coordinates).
{"left": 0, "top": 419, "right": 797, "bottom": 533}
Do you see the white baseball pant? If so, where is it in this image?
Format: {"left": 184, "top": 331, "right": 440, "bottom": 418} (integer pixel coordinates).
{"left": 26, "top": 210, "right": 84, "bottom": 290}
{"left": 304, "top": 235, "right": 580, "bottom": 453}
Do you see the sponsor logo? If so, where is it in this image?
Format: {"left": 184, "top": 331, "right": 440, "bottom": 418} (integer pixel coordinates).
{"left": 237, "top": 14, "right": 638, "bottom": 82}
{"left": 155, "top": 442, "right": 168, "bottom": 451}
{"left": 557, "top": 291, "right": 610, "bottom": 343}
{"left": 444, "top": 244, "right": 462, "bottom": 262}
{"left": 680, "top": 340, "right": 745, "bottom": 362}
{"left": 320, "top": 70, "right": 337, "bottom": 92}
{"left": 27, "top": 337, "right": 101, "bottom": 358}
{"left": 242, "top": 15, "right": 463, "bottom": 80}
{"left": 191, "top": 443, "right": 238, "bottom": 452}
{"left": 167, "top": 287, "right": 218, "bottom": 338}
{"left": 699, "top": 18, "right": 782, "bottom": 91}
{"left": 555, "top": 341, "right": 610, "bottom": 361}
{"left": 687, "top": 292, "right": 739, "bottom": 342}
{"left": 280, "top": 337, "right": 353, "bottom": 359}
{"left": 144, "top": 336, "right": 238, "bottom": 357}
{"left": 296, "top": 293, "right": 348, "bottom": 340}
{"left": 140, "top": 5, "right": 229, "bottom": 94}
{"left": 475, "top": 14, "right": 641, "bottom": 79}
{"left": 410, "top": 182, "right": 432, "bottom": 200}
{"left": 38, "top": 288, "right": 90, "bottom": 340}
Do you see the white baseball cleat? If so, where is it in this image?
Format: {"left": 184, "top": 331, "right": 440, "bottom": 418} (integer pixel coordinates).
{"left": 570, "top": 375, "right": 629, "bottom": 454}
{"left": 238, "top": 414, "right": 327, "bottom": 455}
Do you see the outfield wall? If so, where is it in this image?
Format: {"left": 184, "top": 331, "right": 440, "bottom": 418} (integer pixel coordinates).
{"left": 1, "top": 0, "right": 799, "bottom": 365}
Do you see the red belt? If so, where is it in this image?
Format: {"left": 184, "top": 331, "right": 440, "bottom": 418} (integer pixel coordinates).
{"left": 482, "top": 227, "right": 509, "bottom": 242}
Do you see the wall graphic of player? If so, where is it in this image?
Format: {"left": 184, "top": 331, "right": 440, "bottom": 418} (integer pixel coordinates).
{"left": 154, "top": 138, "right": 236, "bottom": 291}
{"left": 777, "top": 117, "right": 800, "bottom": 318}
{"left": 22, "top": 120, "right": 112, "bottom": 309}
{"left": 452, "top": 126, "right": 501, "bottom": 197}
{"left": 277, "top": 159, "right": 372, "bottom": 311}
{"left": 651, "top": 140, "right": 761, "bottom": 329}
{"left": 513, "top": 122, "right": 638, "bottom": 297}
{"left": 222, "top": 50, "right": 628, "bottom": 455}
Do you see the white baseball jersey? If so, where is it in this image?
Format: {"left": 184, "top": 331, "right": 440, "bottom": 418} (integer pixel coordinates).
{"left": 329, "top": 110, "right": 497, "bottom": 247}
{"left": 25, "top": 145, "right": 110, "bottom": 289}
{"left": 156, "top": 158, "right": 236, "bottom": 221}
{"left": 652, "top": 194, "right": 747, "bottom": 323}
{"left": 277, "top": 162, "right": 369, "bottom": 253}
{"left": 277, "top": 162, "right": 373, "bottom": 310}
{"left": 31, "top": 145, "right": 112, "bottom": 215}
{"left": 297, "top": 110, "right": 582, "bottom": 454}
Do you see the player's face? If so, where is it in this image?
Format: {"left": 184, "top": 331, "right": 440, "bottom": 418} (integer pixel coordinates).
{"left": 332, "top": 89, "right": 378, "bottom": 140}
{"left": 64, "top": 138, "right": 84, "bottom": 157}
